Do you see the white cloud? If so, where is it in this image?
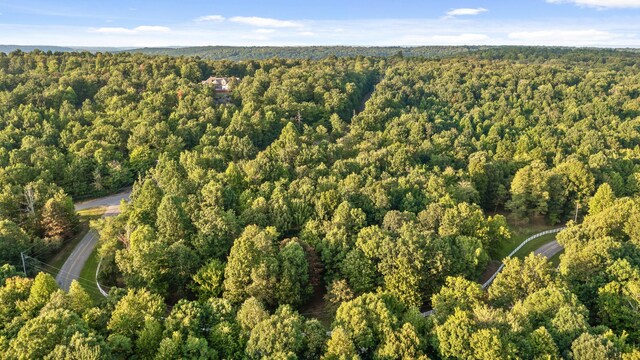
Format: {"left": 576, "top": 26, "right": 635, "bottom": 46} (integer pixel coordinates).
{"left": 3, "top": 16, "right": 640, "bottom": 48}
{"left": 445, "top": 8, "right": 488, "bottom": 18}
{"left": 91, "top": 26, "right": 171, "bottom": 35}
{"left": 195, "top": 15, "right": 225, "bottom": 22}
{"left": 547, "top": 0, "right": 640, "bottom": 8}
{"left": 508, "top": 29, "right": 617, "bottom": 45}
{"left": 229, "top": 16, "right": 303, "bottom": 28}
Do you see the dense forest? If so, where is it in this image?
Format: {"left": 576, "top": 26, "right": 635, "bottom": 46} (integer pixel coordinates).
{"left": 127, "top": 46, "right": 485, "bottom": 60}
{"left": 0, "top": 48, "right": 639, "bottom": 359}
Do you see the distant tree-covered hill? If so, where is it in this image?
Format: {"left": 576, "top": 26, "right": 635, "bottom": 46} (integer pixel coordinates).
{"left": 126, "top": 45, "right": 487, "bottom": 60}
{"left": 0, "top": 45, "right": 77, "bottom": 53}
{"left": 0, "top": 45, "right": 130, "bottom": 54}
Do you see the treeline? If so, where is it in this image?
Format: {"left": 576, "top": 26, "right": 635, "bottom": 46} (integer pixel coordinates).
{"left": 126, "top": 45, "right": 485, "bottom": 60}
{"left": 1, "top": 50, "right": 640, "bottom": 358}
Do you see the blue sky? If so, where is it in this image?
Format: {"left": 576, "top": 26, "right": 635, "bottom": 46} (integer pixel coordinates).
{"left": 0, "top": 0, "right": 639, "bottom": 47}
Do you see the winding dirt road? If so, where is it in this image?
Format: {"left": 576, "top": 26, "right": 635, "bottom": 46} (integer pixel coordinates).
{"left": 55, "top": 189, "right": 131, "bottom": 291}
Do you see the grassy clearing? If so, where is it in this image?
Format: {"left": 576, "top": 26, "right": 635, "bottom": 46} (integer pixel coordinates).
{"left": 46, "top": 207, "right": 106, "bottom": 273}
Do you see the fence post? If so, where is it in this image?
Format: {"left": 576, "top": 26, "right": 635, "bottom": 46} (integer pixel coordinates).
{"left": 20, "top": 252, "right": 27, "bottom": 275}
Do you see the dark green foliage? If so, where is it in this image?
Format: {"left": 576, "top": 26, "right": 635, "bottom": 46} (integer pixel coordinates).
{"left": 1, "top": 48, "right": 640, "bottom": 358}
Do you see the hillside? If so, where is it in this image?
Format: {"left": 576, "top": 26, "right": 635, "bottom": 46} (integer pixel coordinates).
{"left": 126, "top": 45, "right": 486, "bottom": 60}
{"left": 0, "top": 49, "right": 639, "bottom": 359}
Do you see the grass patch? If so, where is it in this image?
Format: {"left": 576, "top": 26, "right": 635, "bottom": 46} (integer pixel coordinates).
{"left": 492, "top": 218, "right": 557, "bottom": 261}
{"left": 78, "top": 245, "right": 104, "bottom": 303}
{"left": 512, "top": 233, "right": 557, "bottom": 259}
{"left": 549, "top": 250, "right": 564, "bottom": 268}
{"left": 45, "top": 207, "right": 105, "bottom": 276}
{"left": 78, "top": 207, "right": 108, "bottom": 217}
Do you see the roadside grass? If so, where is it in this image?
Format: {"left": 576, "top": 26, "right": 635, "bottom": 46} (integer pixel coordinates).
{"left": 549, "top": 250, "right": 564, "bottom": 267}
{"left": 512, "top": 233, "right": 557, "bottom": 259}
{"left": 78, "top": 246, "right": 104, "bottom": 303}
{"left": 46, "top": 207, "right": 105, "bottom": 274}
{"left": 78, "top": 207, "right": 107, "bottom": 217}
{"left": 492, "top": 215, "right": 557, "bottom": 261}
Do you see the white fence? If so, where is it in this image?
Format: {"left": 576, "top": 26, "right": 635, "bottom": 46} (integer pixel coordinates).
{"left": 95, "top": 258, "right": 110, "bottom": 297}
{"left": 421, "top": 227, "right": 565, "bottom": 317}
{"left": 481, "top": 227, "right": 565, "bottom": 289}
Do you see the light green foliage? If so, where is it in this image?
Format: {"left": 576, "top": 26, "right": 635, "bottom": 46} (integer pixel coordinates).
{"left": 434, "top": 308, "right": 476, "bottom": 359}
{"left": 223, "top": 225, "right": 280, "bottom": 304}
{"left": 510, "top": 286, "right": 589, "bottom": 352}
{"left": 155, "top": 195, "right": 193, "bottom": 241}
{"left": 0, "top": 276, "right": 32, "bottom": 335}
{"left": 45, "top": 332, "right": 106, "bottom": 360}
{"left": 439, "top": 202, "right": 510, "bottom": 248}
{"left": 331, "top": 293, "right": 427, "bottom": 358}
{"left": 597, "top": 260, "right": 640, "bottom": 342}
{"left": 9, "top": 309, "right": 89, "bottom": 359}
{"left": 353, "top": 225, "right": 428, "bottom": 306}
{"left": 67, "top": 281, "right": 93, "bottom": 315}
{"left": 323, "top": 327, "right": 358, "bottom": 360}
{"left": 470, "top": 328, "right": 515, "bottom": 360}
{"left": 527, "top": 327, "right": 561, "bottom": 360}
{"left": 432, "top": 276, "right": 485, "bottom": 321}
{"left": 277, "top": 240, "right": 313, "bottom": 307}
{"left": 236, "top": 297, "right": 269, "bottom": 333}
{"left": 246, "top": 305, "right": 325, "bottom": 359}
{"left": 19, "top": 272, "right": 58, "bottom": 315}
{"left": 557, "top": 198, "right": 640, "bottom": 308}
{"left": 0, "top": 264, "right": 21, "bottom": 286}
{"left": 128, "top": 178, "right": 163, "bottom": 226}
{"left": 191, "top": 259, "right": 225, "bottom": 299}
{"left": 489, "top": 254, "right": 555, "bottom": 307}
{"left": 589, "top": 183, "right": 616, "bottom": 216}
{"left": 571, "top": 332, "right": 622, "bottom": 360}
{"left": 192, "top": 180, "right": 240, "bottom": 260}
{"left": 108, "top": 289, "right": 165, "bottom": 341}
{"left": 155, "top": 332, "right": 215, "bottom": 360}
{"left": 507, "top": 161, "right": 551, "bottom": 220}
{"left": 325, "top": 279, "right": 355, "bottom": 313}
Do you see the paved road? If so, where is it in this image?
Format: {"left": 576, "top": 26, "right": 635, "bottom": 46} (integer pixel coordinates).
{"left": 534, "top": 239, "right": 563, "bottom": 259}
{"left": 74, "top": 188, "right": 131, "bottom": 211}
{"left": 55, "top": 189, "right": 131, "bottom": 291}
{"left": 422, "top": 227, "right": 566, "bottom": 316}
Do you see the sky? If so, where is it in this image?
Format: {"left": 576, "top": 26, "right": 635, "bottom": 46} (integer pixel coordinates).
{"left": 0, "top": 0, "right": 640, "bottom": 48}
